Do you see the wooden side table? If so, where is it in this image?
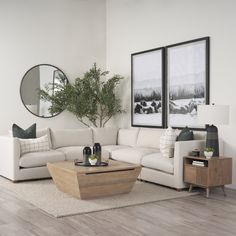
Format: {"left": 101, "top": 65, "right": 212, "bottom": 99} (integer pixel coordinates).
{"left": 184, "top": 156, "right": 232, "bottom": 198}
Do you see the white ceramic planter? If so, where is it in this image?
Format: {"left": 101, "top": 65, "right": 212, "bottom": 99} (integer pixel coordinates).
{"left": 204, "top": 151, "right": 213, "bottom": 159}
{"left": 89, "top": 159, "right": 97, "bottom": 165}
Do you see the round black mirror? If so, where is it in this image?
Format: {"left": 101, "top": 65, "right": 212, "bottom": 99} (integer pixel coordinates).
{"left": 20, "top": 64, "right": 68, "bottom": 118}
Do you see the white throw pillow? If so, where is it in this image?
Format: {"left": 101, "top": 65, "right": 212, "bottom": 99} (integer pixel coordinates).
{"left": 160, "top": 127, "right": 177, "bottom": 158}
{"left": 19, "top": 135, "right": 50, "bottom": 155}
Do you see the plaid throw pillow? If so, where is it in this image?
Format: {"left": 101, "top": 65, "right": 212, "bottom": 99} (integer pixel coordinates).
{"left": 19, "top": 135, "right": 50, "bottom": 155}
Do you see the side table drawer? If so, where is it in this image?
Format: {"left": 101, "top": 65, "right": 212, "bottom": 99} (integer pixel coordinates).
{"left": 184, "top": 165, "right": 208, "bottom": 186}
{"left": 184, "top": 165, "right": 196, "bottom": 183}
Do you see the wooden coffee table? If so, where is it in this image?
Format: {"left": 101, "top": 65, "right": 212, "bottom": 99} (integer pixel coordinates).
{"left": 47, "top": 160, "right": 141, "bottom": 199}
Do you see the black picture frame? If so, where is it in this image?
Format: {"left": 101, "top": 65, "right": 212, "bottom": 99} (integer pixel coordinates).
{"left": 131, "top": 47, "right": 166, "bottom": 128}
{"left": 166, "top": 37, "right": 210, "bottom": 130}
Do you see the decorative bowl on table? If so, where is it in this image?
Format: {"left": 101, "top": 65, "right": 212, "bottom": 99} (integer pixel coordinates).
{"left": 88, "top": 154, "right": 98, "bottom": 165}
{"left": 204, "top": 147, "right": 214, "bottom": 159}
{"left": 74, "top": 159, "right": 108, "bottom": 167}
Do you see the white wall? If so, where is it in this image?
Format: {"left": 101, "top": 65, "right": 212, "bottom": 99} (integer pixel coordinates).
{"left": 0, "top": 0, "right": 106, "bottom": 133}
{"left": 106, "top": 0, "right": 236, "bottom": 188}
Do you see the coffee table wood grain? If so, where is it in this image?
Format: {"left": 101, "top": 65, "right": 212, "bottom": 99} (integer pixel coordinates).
{"left": 47, "top": 160, "right": 141, "bottom": 199}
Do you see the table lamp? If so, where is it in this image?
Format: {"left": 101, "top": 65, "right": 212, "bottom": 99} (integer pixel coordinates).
{"left": 197, "top": 104, "right": 229, "bottom": 157}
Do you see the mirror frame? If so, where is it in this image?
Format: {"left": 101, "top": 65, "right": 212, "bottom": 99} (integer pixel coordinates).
{"left": 20, "top": 64, "right": 69, "bottom": 118}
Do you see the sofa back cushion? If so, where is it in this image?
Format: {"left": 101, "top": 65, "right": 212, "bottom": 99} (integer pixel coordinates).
{"left": 92, "top": 127, "right": 118, "bottom": 145}
{"left": 136, "top": 128, "right": 165, "bottom": 149}
{"left": 118, "top": 128, "right": 139, "bottom": 147}
{"left": 51, "top": 129, "right": 93, "bottom": 149}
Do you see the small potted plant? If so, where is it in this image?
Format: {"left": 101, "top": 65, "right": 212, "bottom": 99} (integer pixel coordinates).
{"left": 204, "top": 147, "right": 214, "bottom": 159}
{"left": 88, "top": 154, "right": 97, "bottom": 165}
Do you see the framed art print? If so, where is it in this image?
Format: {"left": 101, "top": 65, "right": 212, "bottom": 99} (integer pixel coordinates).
{"left": 131, "top": 47, "right": 165, "bottom": 128}
{"left": 166, "top": 37, "right": 210, "bottom": 129}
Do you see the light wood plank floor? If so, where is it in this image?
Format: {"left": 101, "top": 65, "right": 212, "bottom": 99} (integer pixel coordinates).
{"left": 0, "top": 187, "right": 235, "bottom": 236}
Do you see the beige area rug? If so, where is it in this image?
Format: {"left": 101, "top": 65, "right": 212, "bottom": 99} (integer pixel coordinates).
{"left": 0, "top": 178, "right": 197, "bottom": 218}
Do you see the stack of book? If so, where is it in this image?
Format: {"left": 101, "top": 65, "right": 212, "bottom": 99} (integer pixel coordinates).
{"left": 192, "top": 161, "right": 205, "bottom": 167}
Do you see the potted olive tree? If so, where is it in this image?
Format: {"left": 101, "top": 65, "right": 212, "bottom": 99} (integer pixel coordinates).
{"left": 40, "top": 63, "right": 125, "bottom": 127}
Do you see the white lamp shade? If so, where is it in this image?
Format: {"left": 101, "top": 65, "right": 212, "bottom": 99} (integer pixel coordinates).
{"left": 197, "top": 105, "right": 229, "bottom": 125}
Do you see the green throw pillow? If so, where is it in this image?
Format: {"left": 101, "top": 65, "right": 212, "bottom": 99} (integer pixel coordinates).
{"left": 176, "top": 127, "right": 193, "bottom": 141}
{"left": 12, "top": 123, "right": 36, "bottom": 139}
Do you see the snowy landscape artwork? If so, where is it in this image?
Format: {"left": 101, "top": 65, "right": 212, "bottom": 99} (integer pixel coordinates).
{"left": 167, "top": 38, "right": 209, "bottom": 129}
{"left": 132, "top": 48, "right": 164, "bottom": 127}
{"left": 131, "top": 37, "right": 209, "bottom": 129}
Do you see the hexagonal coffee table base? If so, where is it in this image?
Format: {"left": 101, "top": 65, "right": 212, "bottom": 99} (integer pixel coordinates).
{"left": 47, "top": 160, "right": 141, "bottom": 199}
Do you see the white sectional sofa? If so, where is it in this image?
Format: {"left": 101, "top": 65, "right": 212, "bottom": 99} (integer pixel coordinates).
{"left": 0, "top": 127, "right": 205, "bottom": 189}
{"left": 103, "top": 128, "right": 205, "bottom": 189}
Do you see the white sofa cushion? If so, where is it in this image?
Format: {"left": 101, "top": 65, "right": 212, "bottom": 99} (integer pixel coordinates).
{"left": 141, "top": 153, "right": 174, "bottom": 174}
{"left": 57, "top": 146, "right": 110, "bottom": 161}
{"left": 92, "top": 127, "right": 118, "bottom": 145}
{"left": 51, "top": 129, "right": 93, "bottom": 149}
{"left": 19, "top": 135, "right": 50, "bottom": 155}
{"left": 118, "top": 128, "right": 139, "bottom": 147}
{"left": 111, "top": 147, "right": 159, "bottom": 164}
{"left": 136, "top": 128, "right": 165, "bottom": 149}
{"left": 56, "top": 146, "right": 85, "bottom": 161}
{"left": 102, "top": 145, "right": 131, "bottom": 157}
{"left": 19, "top": 150, "right": 65, "bottom": 168}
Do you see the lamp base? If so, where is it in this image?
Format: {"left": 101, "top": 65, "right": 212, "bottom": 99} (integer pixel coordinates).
{"left": 206, "top": 125, "right": 219, "bottom": 157}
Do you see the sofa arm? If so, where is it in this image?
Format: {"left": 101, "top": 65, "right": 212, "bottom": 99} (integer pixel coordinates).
{"left": 173, "top": 140, "right": 205, "bottom": 189}
{"left": 0, "top": 136, "right": 21, "bottom": 180}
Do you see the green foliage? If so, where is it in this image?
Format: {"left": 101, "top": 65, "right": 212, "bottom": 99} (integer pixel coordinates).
{"left": 39, "top": 73, "right": 69, "bottom": 116}
{"left": 39, "top": 63, "right": 125, "bottom": 127}
{"left": 204, "top": 147, "right": 214, "bottom": 152}
{"left": 89, "top": 154, "right": 97, "bottom": 160}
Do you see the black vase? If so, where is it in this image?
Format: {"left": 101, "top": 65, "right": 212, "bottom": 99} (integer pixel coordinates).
{"left": 93, "top": 143, "right": 101, "bottom": 165}
{"left": 83, "top": 146, "right": 92, "bottom": 165}
{"left": 206, "top": 125, "right": 219, "bottom": 157}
